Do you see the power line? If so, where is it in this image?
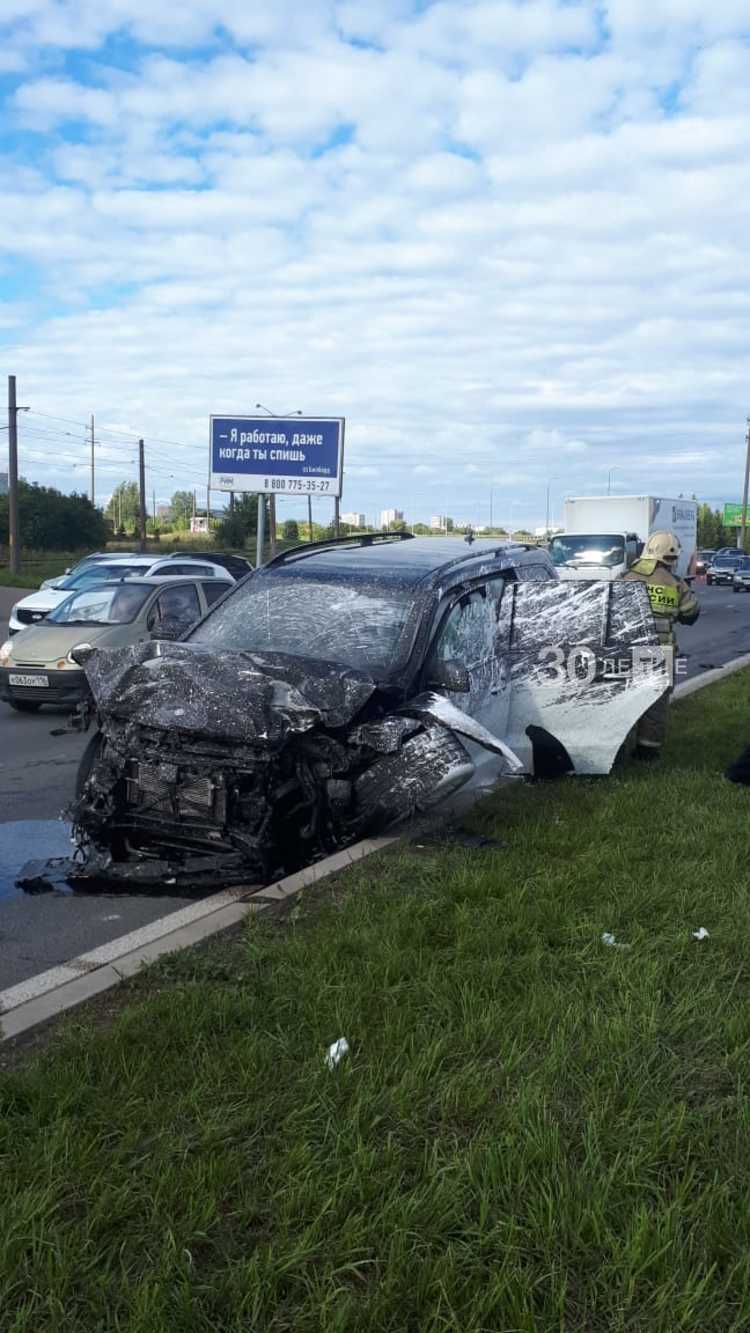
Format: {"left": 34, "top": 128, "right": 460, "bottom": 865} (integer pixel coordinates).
{"left": 26, "top": 409, "right": 207, "bottom": 456}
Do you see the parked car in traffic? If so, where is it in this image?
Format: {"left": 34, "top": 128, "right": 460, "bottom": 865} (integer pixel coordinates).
{"left": 166, "top": 551, "right": 253, "bottom": 580}
{"left": 64, "top": 534, "right": 667, "bottom": 891}
{"left": 0, "top": 576, "right": 232, "bottom": 711}
{"left": 40, "top": 549, "right": 253, "bottom": 590}
{"left": 39, "top": 552, "right": 140, "bottom": 590}
{"left": 9, "top": 555, "right": 238, "bottom": 634}
{"left": 706, "top": 553, "right": 745, "bottom": 585}
{"left": 732, "top": 559, "right": 750, "bottom": 593}
{"left": 695, "top": 549, "right": 716, "bottom": 575}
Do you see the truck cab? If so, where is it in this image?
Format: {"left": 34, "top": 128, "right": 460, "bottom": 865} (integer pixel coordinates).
{"left": 549, "top": 531, "right": 641, "bottom": 581}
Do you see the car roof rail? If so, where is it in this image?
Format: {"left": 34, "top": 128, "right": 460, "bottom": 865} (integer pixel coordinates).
{"left": 264, "top": 531, "right": 416, "bottom": 568}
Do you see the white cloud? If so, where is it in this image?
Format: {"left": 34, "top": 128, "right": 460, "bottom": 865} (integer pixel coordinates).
{"left": 1, "top": 1, "right": 750, "bottom": 521}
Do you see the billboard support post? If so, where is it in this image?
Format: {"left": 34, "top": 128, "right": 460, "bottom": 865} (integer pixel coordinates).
{"left": 256, "top": 494, "right": 265, "bottom": 568}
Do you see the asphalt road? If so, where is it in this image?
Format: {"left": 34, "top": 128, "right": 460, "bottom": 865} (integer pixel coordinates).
{"left": 0, "top": 586, "right": 218, "bottom": 991}
{"left": 0, "top": 579, "right": 748, "bottom": 992}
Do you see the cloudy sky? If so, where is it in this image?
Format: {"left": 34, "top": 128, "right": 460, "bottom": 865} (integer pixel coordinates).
{"left": 1, "top": 0, "right": 749, "bottom": 529}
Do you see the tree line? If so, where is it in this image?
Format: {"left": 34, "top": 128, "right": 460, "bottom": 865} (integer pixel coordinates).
{"left": 0, "top": 480, "right": 108, "bottom": 552}
{"left": 696, "top": 502, "right": 744, "bottom": 549}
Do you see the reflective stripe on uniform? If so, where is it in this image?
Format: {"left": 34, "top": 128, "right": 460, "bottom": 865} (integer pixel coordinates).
{"left": 637, "top": 737, "right": 662, "bottom": 749}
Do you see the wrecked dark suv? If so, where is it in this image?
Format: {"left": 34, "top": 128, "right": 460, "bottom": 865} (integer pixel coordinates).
{"left": 66, "top": 534, "right": 667, "bottom": 889}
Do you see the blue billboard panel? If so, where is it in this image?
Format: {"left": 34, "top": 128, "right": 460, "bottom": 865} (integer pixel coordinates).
{"left": 210, "top": 416, "right": 344, "bottom": 497}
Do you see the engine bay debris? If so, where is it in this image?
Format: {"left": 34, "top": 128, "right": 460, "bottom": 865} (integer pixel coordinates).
{"left": 40, "top": 642, "right": 522, "bottom": 891}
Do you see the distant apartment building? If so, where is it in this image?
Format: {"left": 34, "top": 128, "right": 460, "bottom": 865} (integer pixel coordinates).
{"left": 380, "top": 508, "right": 404, "bottom": 528}
{"left": 430, "top": 516, "right": 442, "bottom": 530}
{"left": 0, "top": 472, "right": 7, "bottom": 497}
{"left": 341, "top": 511, "right": 366, "bottom": 528}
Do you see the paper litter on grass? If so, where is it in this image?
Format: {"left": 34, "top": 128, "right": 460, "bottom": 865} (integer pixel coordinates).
{"left": 325, "top": 1037, "right": 350, "bottom": 1070}
{"left": 692, "top": 927, "right": 710, "bottom": 940}
{"left": 601, "top": 932, "right": 631, "bottom": 951}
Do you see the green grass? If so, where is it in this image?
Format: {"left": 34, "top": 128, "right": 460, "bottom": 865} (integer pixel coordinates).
{"left": 3, "top": 676, "right": 750, "bottom": 1331}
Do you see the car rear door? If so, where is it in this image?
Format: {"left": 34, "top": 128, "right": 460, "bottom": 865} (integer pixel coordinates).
{"left": 503, "top": 580, "right": 669, "bottom": 773}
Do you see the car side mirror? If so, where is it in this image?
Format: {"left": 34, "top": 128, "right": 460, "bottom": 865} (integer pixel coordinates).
{"left": 427, "top": 659, "right": 471, "bottom": 693}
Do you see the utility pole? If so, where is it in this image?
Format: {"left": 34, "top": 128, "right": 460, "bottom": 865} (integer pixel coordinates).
{"left": 7, "top": 375, "right": 19, "bottom": 575}
{"left": 192, "top": 489, "right": 197, "bottom": 523}
{"left": 739, "top": 418, "right": 750, "bottom": 551}
{"left": 268, "top": 493, "right": 277, "bottom": 557}
{"left": 308, "top": 494, "right": 313, "bottom": 541}
{"left": 152, "top": 488, "right": 156, "bottom": 524}
{"left": 90, "top": 413, "right": 95, "bottom": 506}
{"left": 334, "top": 496, "right": 340, "bottom": 537}
{"left": 138, "top": 439, "right": 147, "bottom": 552}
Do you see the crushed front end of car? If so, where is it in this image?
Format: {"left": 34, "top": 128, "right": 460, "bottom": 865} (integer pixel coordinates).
{"left": 63, "top": 641, "right": 521, "bottom": 889}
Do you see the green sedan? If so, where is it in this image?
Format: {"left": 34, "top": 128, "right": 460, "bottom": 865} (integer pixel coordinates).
{"left": 0, "top": 575, "right": 232, "bottom": 712}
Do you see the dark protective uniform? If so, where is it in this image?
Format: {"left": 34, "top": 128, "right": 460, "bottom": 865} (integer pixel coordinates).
{"left": 622, "top": 557, "right": 700, "bottom": 752}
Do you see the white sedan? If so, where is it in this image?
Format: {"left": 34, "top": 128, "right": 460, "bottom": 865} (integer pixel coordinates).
{"left": 9, "top": 556, "right": 236, "bottom": 634}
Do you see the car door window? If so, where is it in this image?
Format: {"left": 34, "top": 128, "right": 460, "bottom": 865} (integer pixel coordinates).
{"left": 158, "top": 563, "right": 214, "bottom": 577}
{"left": 202, "top": 580, "right": 231, "bottom": 607}
{"left": 430, "top": 579, "right": 508, "bottom": 674}
{"left": 151, "top": 584, "right": 201, "bottom": 627}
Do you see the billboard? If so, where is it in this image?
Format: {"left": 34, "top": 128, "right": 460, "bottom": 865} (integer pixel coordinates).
{"left": 724, "top": 503, "right": 750, "bottom": 525}
{"left": 210, "top": 416, "right": 344, "bottom": 497}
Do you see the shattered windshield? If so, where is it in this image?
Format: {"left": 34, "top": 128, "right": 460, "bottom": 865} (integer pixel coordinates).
{"left": 48, "top": 584, "right": 152, "bottom": 625}
{"left": 188, "top": 572, "right": 413, "bottom": 673}
{"left": 550, "top": 534, "right": 625, "bottom": 568}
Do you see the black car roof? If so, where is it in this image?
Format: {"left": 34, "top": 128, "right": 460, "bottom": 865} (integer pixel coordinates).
{"left": 262, "top": 535, "right": 545, "bottom": 590}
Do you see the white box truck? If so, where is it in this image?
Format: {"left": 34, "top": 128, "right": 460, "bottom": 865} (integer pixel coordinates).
{"left": 549, "top": 496, "right": 698, "bottom": 582}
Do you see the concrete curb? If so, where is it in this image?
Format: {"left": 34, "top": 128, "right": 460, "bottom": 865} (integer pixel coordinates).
{"left": 674, "top": 653, "right": 750, "bottom": 701}
{"left": 0, "top": 835, "right": 397, "bottom": 1042}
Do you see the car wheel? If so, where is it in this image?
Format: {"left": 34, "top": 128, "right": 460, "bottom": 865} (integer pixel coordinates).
{"left": 8, "top": 698, "right": 42, "bottom": 712}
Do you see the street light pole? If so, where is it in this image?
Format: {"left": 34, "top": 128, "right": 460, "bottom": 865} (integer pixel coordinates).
{"left": 7, "top": 376, "right": 20, "bottom": 575}
{"left": 545, "top": 476, "right": 562, "bottom": 535}
{"left": 607, "top": 466, "right": 621, "bottom": 495}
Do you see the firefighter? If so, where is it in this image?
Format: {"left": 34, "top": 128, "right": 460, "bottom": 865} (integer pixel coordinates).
{"left": 623, "top": 530, "right": 700, "bottom": 756}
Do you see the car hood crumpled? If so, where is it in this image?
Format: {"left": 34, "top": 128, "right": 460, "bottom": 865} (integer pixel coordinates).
{"left": 79, "top": 640, "right": 378, "bottom": 745}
